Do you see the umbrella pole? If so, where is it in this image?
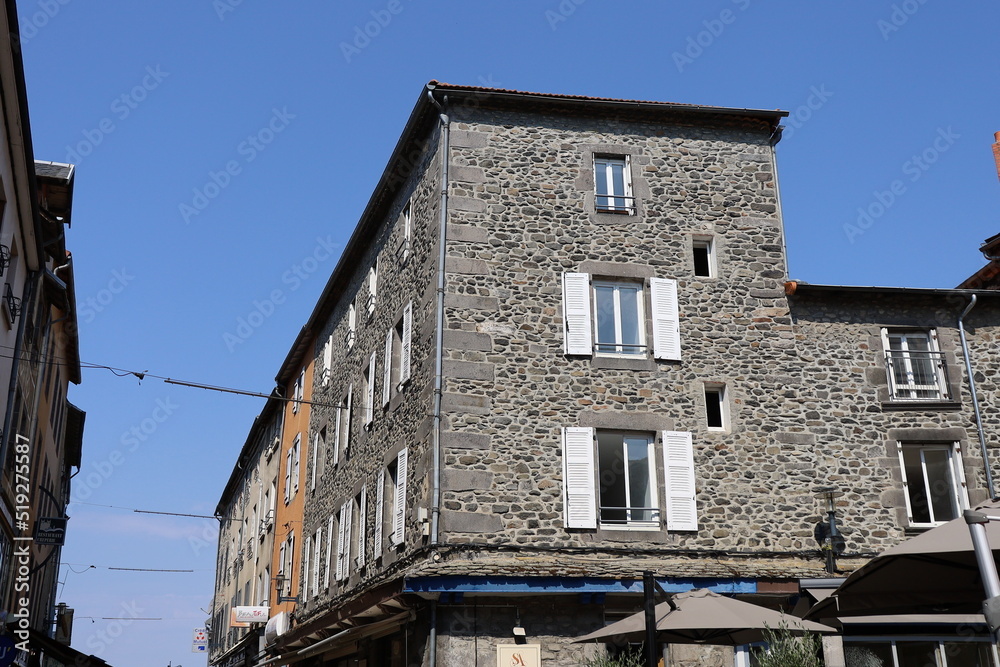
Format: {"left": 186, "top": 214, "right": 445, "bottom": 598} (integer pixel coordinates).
{"left": 643, "top": 571, "right": 657, "bottom": 667}
{"left": 965, "top": 510, "right": 1000, "bottom": 641}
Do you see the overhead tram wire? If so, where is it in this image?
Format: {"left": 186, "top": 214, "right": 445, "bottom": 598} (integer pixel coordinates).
{"left": 0, "top": 345, "right": 346, "bottom": 409}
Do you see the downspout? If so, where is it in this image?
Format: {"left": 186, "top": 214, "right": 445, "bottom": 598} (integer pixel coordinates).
{"left": 0, "top": 269, "right": 39, "bottom": 468}
{"left": 427, "top": 86, "right": 449, "bottom": 547}
{"left": 767, "top": 125, "right": 789, "bottom": 280}
{"left": 958, "top": 295, "right": 995, "bottom": 499}
{"left": 428, "top": 600, "right": 438, "bottom": 667}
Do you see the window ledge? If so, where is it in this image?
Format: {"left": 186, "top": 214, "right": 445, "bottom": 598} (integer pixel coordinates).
{"left": 590, "top": 211, "right": 641, "bottom": 226}
{"left": 590, "top": 356, "right": 658, "bottom": 371}
{"left": 881, "top": 400, "right": 962, "bottom": 412}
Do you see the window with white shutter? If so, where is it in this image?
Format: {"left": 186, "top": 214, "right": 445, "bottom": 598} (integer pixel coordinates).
{"left": 563, "top": 273, "right": 593, "bottom": 355}
{"left": 392, "top": 449, "right": 407, "bottom": 547}
{"left": 662, "top": 430, "right": 697, "bottom": 531}
{"left": 312, "top": 528, "right": 321, "bottom": 596}
{"left": 597, "top": 431, "right": 658, "bottom": 527}
{"left": 650, "top": 278, "right": 681, "bottom": 361}
{"left": 301, "top": 533, "right": 311, "bottom": 599}
{"left": 342, "top": 499, "right": 353, "bottom": 578}
{"left": 335, "top": 508, "right": 346, "bottom": 582}
{"left": 324, "top": 514, "right": 333, "bottom": 589}
{"left": 374, "top": 469, "right": 385, "bottom": 556}
{"left": 382, "top": 328, "right": 393, "bottom": 407}
{"left": 283, "top": 448, "right": 292, "bottom": 503}
{"left": 562, "top": 272, "right": 681, "bottom": 361}
{"left": 356, "top": 486, "right": 367, "bottom": 569}
{"left": 400, "top": 301, "right": 412, "bottom": 385}
{"left": 561, "top": 427, "right": 597, "bottom": 529}
{"left": 364, "top": 352, "right": 376, "bottom": 427}
{"left": 291, "top": 434, "right": 301, "bottom": 493}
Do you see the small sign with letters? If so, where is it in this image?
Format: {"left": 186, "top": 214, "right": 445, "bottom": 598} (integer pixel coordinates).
{"left": 497, "top": 644, "right": 540, "bottom": 667}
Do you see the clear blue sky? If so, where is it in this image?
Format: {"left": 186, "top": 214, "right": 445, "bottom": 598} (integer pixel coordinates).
{"left": 17, "top": 1, "right": 1000, "bottom": 665}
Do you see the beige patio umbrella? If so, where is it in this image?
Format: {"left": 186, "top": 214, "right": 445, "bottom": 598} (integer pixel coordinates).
{"left": 807, "top": 500, "right": 1000, "bottom": 621}
{"left": 574, "top": 588, "right": 835, "bottom": 645}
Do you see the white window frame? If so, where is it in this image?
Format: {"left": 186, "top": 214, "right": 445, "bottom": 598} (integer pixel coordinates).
{"left": 292, "top": 370, "right": 304, "bottom": 414}
{"left": 596, "top": 431, "right": 659, "bottom": 529}
{"left": 592, "top": 279, "right": 646, "bottom": 358}
{"left": 692, "top": 236, "right": 715, "bottom": 278}
{"left": 594, "top": 154, "right": 635, "bottom": 214}
{"left": 561, "top": 427, "right": 696, "bottom": 532}
{"left": 356, "top": 485, "right": 367, "bottom": 570}
{"left": 563, "top": 273, "right": 680, "bottom": 360}
{"left": 283, "top": 448, "right": 292, "bottom": 503}
{"left": 302, "top": 532, "right": 311, "bottom": 599}
{"left": 882, "top": 328, "right": 948, "bottom": 401}
{"left": 322, "top": 334, "right": 333, "bottom": 385}
{"left": 897, "top": 441, "right": 969, "bottom": 528}
{"left": 347, "top": 301, "right": 357, "bottom": 349}
{"left": 401, "top": 202, "right": 412, "bottom": 261}
{"left": 367, "top": 261, "right": 378, "bottom": 316}
{"left": 291, "top": 433, "right": 301, "bottom": 494}
{"left": 311, "top": 528, "right": 321, "bottom": 597}
{"left": 363, "top": 352, "right": 376, "bottom": 428}
{"left": 323, "top": 514, "right": 334, "bottom": 589}
{"left": 704, "top": 383, "right": 728, "bottom": 432}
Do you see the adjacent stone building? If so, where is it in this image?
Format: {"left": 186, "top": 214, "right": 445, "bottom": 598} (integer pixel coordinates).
{"left": 213, "top": 82, "right": 1000, "bottom": 666}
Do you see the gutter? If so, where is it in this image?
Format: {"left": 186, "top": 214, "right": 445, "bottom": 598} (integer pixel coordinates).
{"left": 426, "top": 84, "right": 448, "bottom": 547}
{"left": 958, "top": 295, "right": 995, "bottom": 498}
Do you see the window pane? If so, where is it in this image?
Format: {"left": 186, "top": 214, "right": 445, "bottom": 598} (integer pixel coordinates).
{"left": 894, "top": 641, "right": 938, "bottom": 667}
{"left": 942, "top": 642, "right": 995, "bottom": 667}
{"left": 598, "top": 432, "right": 627, "bottom": 523}
{"left": 595, "top": 160, "right": 611, "bottom": 196}
{"left": 594, "top": 285, "right": 617, "bottom": 353}
{"left": 902, "top": 447, "right": 932, "bottom": 524}
{"left": 845, "top": 643, "right": 895, "bottom": 667}
{"left": 625, "top": 436, "right": 652, "bottom": 521}
{"left": 618, "top": 286, "right": 641, "bottom": 354}
{"left": 693, "top": 244, "right": 711, "bottom": 277}
{"left": 923, "top": 448, "right": 959, "bottom": 522}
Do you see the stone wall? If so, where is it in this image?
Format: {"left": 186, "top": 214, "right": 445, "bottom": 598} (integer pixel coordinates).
{"left": 297, "top": 121, "right": 444, "bottom": 624}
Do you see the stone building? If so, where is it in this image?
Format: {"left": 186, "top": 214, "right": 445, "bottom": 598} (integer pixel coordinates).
{"left": 210, "top": 395, "right": 283, "bottom": 667}
{"left": 210, "top": 328, "right": 317, "bottom": 667}
{"left": 218, "top": 82, "right": 1000, "bottom": 666}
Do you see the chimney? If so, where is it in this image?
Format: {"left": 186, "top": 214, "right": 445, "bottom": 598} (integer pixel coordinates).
{"left": 994, "top": 131, "right": 1000, "bottom": 182}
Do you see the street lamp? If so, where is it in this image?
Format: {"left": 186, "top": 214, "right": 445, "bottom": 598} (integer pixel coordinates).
{"left": 814, "top": 487, "right": 845, "bottom": 574}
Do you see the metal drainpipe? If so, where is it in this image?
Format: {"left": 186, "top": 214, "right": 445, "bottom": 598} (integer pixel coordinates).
{"left": 427, "top": 87, "right": 449, "bottom": 546}
{"left": 958, "top": 294, "right": 995, "bottom": 499}
{"left": 0, "top": 269, "right": 39, "bottom": 468}
{"left": 768, "top": 126, "right": 789, "bottom": 281}
{"left": 428, "top": 600, "right": 438, "bottom": 667}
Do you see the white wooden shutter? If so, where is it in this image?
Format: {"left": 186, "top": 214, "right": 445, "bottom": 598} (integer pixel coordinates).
{"left": 323, "top": 334, "right": 333, "bottom": 375}
{"left": 284, "top": 449, "right": 292, "bottom": 500}
{"left": 561, "top": 427, "right": 597, "bottom": 529}
{"left": 400, "top": 301, "right": 413, "bottom": 385}
{"left": 382, "top": 328, "right": 393, "bottom": 407}
{"left": 562, "top": 273, "right": 593, "bottom": 355}
{"left": 365, "top": 352, "right": 376, "bottom": 426}
{"left": 343, "top": 384, "right": 353, "bottom": 456}
{"left": 324, "top": 514, "right": 333, "bottom": 588}
{"left": 662, "top": 430, "right": 697, "bottom": 531}
{"left": 356, "top": 485, "right": 367, "bottom": 569}
{"left": 279, "top": 541, "right": 286, "bottom": 576}
{"left": 374, "top": 469, "right": 385, "bottom": 555}
{"left": 310, "top": 432, "right": 317, "bottom": 491}
{"left": 332, "top": 398, "right": 342, "bottom": 464}
{"left": 393, "top": 449, "right": 407, "bottom": 546}
{"left": 301, "top": 534, "right": 310, "bottom": 599}
{"left": 312, "top": 528, "right": 322, "bottom": 595}
{"left": 292, "top": 435, "right": 301, "bottom": 492}
{"left": 342, "top": 499, "right": 353, "bottom": 577}
{"left": 335, "top": 508, "right": 346, "bottom": 582}
{"left": 650, "top": 277, "right": 681, "bottom": 360}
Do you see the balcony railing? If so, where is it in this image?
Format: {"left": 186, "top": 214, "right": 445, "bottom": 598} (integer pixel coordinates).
{"left": 3, "top": 283, "right": 21, "bottom": 324}
{"left": 599, "top": 505, "right": 660, "bottom": 526}
{"left": 595, "top": 195, "right": 636, "bottom": 215}
{"left": 885, "top": 350, "right": 949, "bottom": 400}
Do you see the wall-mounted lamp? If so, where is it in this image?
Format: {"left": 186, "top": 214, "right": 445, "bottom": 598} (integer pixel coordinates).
{"left": 513, "top": 609, "right": 526, "bottom": 644}
{"left": 814, "top": 486, "right": 846, "bottom": 574}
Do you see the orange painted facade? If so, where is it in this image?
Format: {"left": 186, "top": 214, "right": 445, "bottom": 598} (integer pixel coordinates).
{"left": 269, "top": 336, "right": 314, "bottom": 618}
